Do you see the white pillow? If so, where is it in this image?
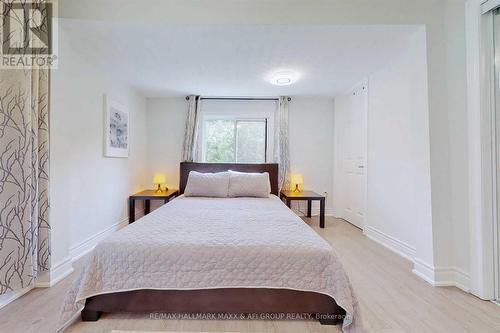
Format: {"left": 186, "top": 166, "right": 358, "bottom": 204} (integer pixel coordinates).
{"left": 184, "top": 171, "right": 230, "bottom": 197}
{"left": 228, "top": 170, "right": 271, "bottom": 198}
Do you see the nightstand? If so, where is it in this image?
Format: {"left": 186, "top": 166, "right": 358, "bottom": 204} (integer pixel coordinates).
{"left": 128, "top": 189, "right": 178, "bottom": 223}
{"left": 280, "top": 190, "right": 326, "bottom": 228}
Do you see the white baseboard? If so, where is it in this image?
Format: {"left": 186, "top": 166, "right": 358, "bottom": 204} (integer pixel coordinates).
{"left": 363, "top": 225, "right": 416, "bottom": 261}
{"left": 291, "top": 207, "right": 335, "bottom": 217}
{"left": 362, "top": 226, "right": 470, "bottom": 292}
{"left": 412, "top": 257, "right": 436, "bottom": 284}
{"left": 433, "top": 267, "right": 471, "bottom": 292}
{"left": 35, "top": 213, "right": 130, "bottom": 288}
{"left": 70, "top": 215, "right": 131, "bottom": 262}
{"left": 40, "top": 211, "right": 141, "bottom": 288}
{"left": 0, "top": 285, "right": 33, "bottom": 310}
{"left": 412, "top": 258, "right": 470, "bottom": 292}
{"left": 0, "top": 259, "right": 74, "bottom": 308}
{"left": 35, "top": 256, "right": 74, "bottom": 288}
{"left": 313, "top": 208, "right": 335, "bottom": 216}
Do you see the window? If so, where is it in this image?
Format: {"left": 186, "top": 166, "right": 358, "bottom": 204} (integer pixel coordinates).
{"left": 204, "top": 119, "right": 267, "bottom": 163}
{"left": 198, "top": 99, "right": 276, "bottom": 163}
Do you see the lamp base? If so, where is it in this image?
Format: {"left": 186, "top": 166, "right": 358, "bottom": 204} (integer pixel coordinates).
{"left": 293, "top": 184, "right": 301, "bottom": 192}
{"left": 155, "top": 184, "right": 162, "bottom": 193}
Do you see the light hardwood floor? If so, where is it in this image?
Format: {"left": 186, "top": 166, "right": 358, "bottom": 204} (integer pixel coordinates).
{"left": 1, "top": 217, "right": 500, "bottom": 333}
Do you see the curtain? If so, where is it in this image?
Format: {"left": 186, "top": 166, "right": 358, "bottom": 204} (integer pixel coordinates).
{"left": 181, "top": 95, "right": 201, "bottom": 162}
{"left": 274, "top": 97, "right": 291, "bottom": 191}
{"left": 0, "top": 68, "right": 50, "bottom": 294}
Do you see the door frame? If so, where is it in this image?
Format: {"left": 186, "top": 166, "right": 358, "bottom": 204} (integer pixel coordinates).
{"left": 466, "top": 0, "right": 497, "bottom": 300}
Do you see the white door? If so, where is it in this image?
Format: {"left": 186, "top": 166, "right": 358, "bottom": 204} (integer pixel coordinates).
{"left": 337, "top": 82, "right": 368, "bottom": 229}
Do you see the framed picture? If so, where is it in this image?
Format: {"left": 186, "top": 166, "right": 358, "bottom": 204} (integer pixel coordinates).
{"left": 104, "top": 95, "right": 129, "bottom": 158}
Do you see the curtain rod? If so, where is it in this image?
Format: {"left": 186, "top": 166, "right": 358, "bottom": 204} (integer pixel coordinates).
{"left": 185, "top": 96, "right": 291, "bottom": 102}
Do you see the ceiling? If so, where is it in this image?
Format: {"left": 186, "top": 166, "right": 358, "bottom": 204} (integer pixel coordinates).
{"left": 60, "top": 20, "right": 419, "bottom": 97}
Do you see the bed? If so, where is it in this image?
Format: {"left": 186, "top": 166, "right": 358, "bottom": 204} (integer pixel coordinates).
{"left": 59, "top": 163, "right": 361, "bottom": 332}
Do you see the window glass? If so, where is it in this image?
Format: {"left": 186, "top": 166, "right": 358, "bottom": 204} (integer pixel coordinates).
{"left": 199, "top": 99, "right": 276, "bottom": 163}
{"left": 203, "top": 119, "right": 266, "bottom": 163}
{"left": 236, "top": 120, "right": 266, "bottom": 163}
{"left": 205, "top": 119, "right": 235, "bottom": 163}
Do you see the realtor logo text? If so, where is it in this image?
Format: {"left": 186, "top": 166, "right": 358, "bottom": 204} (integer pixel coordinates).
{"left": 1, "top": 0, "right": 58, "bottom": 68}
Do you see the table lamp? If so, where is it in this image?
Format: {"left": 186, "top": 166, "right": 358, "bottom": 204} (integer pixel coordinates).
{"left": 291, "top": 174, "right": 303, "bottom": 192}
{"left": 153, "top": 172, "right": 167, "bottom": 193}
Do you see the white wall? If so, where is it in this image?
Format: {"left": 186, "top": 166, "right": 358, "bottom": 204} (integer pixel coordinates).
{"left": 444, "top": 0, "right": 469, "bottom": 287}
{"left": 289, "top": 98, "right": 335, "bottom": 212}
{"left": 145, "top": 97, "right": 335, "bottom": 212}
{"left": 146, "top": 98, "right": 187, "bottom": 190}
{"left": 49, "top": 26, "right": 148, "bottom": 275}
{"left": 363, "top": 28, "right": 433, "bottom": 272}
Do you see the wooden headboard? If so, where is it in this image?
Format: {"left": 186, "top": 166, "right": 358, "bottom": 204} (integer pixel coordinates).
{"left": 179, "top": 162, "right": 279, "bottom": 196}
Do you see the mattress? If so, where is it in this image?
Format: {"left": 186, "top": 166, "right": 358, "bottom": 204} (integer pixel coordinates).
{"left": 60, "top": 195, "right": 362, "bottom": 332}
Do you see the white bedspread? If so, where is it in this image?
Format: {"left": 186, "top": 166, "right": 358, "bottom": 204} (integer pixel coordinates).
{"left": 60, "top": 195, "right": 363, "bottom": 332}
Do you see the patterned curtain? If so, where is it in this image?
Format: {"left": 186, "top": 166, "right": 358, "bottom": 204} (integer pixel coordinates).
{"left": 0, "top": 68, "right": 50, "bottom": 294}
{"left": 274, "top": 97, "right": 291, "bottom": 191}
{"left": 181, "top": 95, "right": 201, "bottom": 162}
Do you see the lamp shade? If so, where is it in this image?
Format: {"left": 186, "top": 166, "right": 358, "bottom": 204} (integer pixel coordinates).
{"left": 153, "top": 172, "right": 166, "bottom": 184}
{"left": 291, "top": 174, "right": 303, "bottom": 185}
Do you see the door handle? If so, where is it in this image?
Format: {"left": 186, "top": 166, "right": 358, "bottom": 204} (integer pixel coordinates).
{"left": 358, "top": 165, "right": 364, "bottom": 168}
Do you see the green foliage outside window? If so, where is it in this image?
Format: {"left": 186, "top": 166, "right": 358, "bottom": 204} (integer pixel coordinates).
{"left": 205, "top": 119, "right": 266, "bottom": 163}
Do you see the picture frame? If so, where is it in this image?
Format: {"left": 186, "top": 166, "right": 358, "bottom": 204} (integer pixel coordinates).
{"left": 103, "top": 95, "right": 129, "bottom": 158}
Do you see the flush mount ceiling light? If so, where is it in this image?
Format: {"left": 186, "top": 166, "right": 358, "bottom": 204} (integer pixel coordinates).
{"left": 270, "top": 71, "right": 299, "bottom": 86}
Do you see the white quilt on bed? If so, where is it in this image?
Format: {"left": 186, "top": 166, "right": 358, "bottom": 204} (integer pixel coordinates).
{"left": 60, "top": 195, "right": 363, "bottom": 332}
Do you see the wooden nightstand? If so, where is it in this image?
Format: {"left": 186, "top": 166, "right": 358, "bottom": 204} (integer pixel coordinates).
{"left": 280, "top": 190, "right": 326, "bottom": 228}
{"left": 129, "top": 189, "right": 178, "bottom": 223}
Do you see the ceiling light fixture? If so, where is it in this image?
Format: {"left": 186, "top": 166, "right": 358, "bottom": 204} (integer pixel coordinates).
{"left": 270, "top": 71, "right": 298, "bottom": 86}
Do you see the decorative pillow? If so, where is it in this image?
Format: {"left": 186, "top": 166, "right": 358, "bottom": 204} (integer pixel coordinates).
{"left": 184, "top": 171, "right": 230, "bottom": 197}
{"left": 228, "top": 170, "right": 271, "bottom": 198}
